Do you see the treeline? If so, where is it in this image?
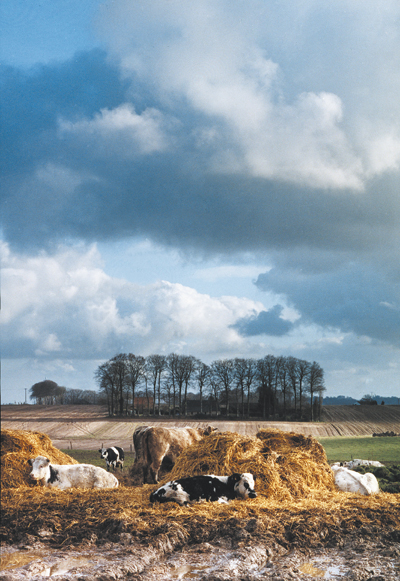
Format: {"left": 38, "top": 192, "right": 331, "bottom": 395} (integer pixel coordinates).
{"left": 94, "top": 353, "right": 325, "bottom": 421}
{"left": 29, "top": 380, "right": 97, "bottom": 405}
{"left": 324, "top": 395, "right": 400, "bottom": 406}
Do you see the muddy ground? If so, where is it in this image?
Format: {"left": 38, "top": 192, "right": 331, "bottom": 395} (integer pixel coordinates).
{"left": 2, "top": 406, "right": 400, "bottom": 579}
{"left": 1, "top": 527, "right": 399, "bottom": 580}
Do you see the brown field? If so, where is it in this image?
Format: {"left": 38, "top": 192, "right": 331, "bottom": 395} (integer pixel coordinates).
{"left": 1, "top": 404, "right": 399, "bottom": 450}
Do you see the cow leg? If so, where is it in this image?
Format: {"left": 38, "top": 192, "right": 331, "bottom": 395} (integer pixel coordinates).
{"left": 149, "top": 464, "right": 160, "bottom": 484}
{"left": 142, "top": 465, "right": 151, "bottom": 484}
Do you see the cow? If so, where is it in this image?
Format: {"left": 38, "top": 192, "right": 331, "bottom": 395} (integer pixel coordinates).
{"left": 345, "top": 459, "right": 384, "bottom": 469}
{"left": 99, "top": 447, "right": 125, "bottom": 471}
{"left": 28, "top": 456, "right": 119, "bottom": 490}
{"left": 149, "top": 473, "right": 257, "bottom": 506}
{"left": 331, "top": 465, "right": 379, "bottom": 495}
{"left": 133, "top": 425, "right": 215, "bottom": 484}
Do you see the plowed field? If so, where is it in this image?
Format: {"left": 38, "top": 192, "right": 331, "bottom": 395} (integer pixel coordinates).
{"left": 1, "top": 404, "right": 399, "bottom": 450}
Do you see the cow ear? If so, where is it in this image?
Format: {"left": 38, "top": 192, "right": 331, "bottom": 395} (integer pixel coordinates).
{"left": 232, "top": 473, "right": 241, "bottom": 482}
{"left": 28, "top": 459, "right": 33, "bottom": 466}
{"left": 98, "top": 449, "right": 102, "bottom": 453}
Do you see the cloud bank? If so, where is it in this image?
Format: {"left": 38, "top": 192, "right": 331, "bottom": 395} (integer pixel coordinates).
{"left": 1, "top": 0, "right": 400, "bottom": 399}
{"left": 1, "top": 242, "right": 265, "bottom": 360}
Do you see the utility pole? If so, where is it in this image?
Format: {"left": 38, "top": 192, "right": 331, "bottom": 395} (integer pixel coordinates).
{"left": 25, "top": 388, "right": 27, "bottom": 404}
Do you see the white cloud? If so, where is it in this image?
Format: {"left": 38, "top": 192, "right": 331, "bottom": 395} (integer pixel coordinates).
{"left": 94, "top": 0, "right": 400, "bottom": 191}
{"left": 95, "top": 2, "right": 367, "bottom": 189}
{"left": 59, "top": 103, "right": 169, "bottom": 156}
{"left": 1, "top": 243, "right": 266, "bottom": 359}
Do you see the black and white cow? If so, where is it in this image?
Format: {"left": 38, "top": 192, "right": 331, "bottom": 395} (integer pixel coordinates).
{"left": 149, "top": 473, "right": 257, "bottom": 506}
{"left": 98, "top": 447, "right": 125, "bottom": 471}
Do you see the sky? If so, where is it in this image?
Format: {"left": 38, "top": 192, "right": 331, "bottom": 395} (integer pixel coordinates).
{"left": 1, "top": 0, "right": 399, "bottom": 404}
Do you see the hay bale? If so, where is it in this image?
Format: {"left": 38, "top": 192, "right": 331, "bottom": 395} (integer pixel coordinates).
{"left": 163, "top": 429, "right": 335, "bottom": 500}
{"left": 1, "top": 428, "right": 78, "bottom": 489}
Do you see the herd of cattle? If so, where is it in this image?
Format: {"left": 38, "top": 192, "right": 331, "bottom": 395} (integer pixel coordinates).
{"left": 27, "top": 425, "right": 384, "bottom": 502}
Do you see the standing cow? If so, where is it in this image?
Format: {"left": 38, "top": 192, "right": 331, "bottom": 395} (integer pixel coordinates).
{"left": 133, "top": 425, "right": 215, "bottom": 484}
{"left": 99, "top": 447, "right": 125, "bottom": 471}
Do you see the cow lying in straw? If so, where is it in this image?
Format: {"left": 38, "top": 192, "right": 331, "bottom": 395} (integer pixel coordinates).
{"left": 331, "top": 465, "right": 379, "bottom": 495}
{"left": 149, "top": 473, "right": 257, "bottom": 506}
{"left": 133, "top": 425, "right": 216, "bottom": 484}
{"left": 345, "top": 459, "right": 384, "bottom": 469}
{"left": 28, "top": 456, "right": 119, "bottom": 490}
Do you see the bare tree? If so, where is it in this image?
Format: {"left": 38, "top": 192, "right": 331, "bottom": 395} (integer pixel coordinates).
{"left": 257, "top": 355, "right": 275, "bottom": 419}
{"left": 182, "top": 355, "right": 197, "bottom": 416}
{"left": 211, "top": 359, "right": 234, "bottom": 416}
{"left": 95, "top": 361, "right": 117, "bottom": 415}
{"left": 296, "top": 359, "right": 310, "bottom": 416}
{"left": 286, "top": 356, "right": 298, "bottom": 413}
{"left": 29, "top": 380, "right": 64, "bottom": 405}
{"left": 278, "top": 358, "right": 290, "bottom": 417}
{"left": 307, "top": 361, "right": 325, "bottom": 421}
{"left": 110, "top": 354, "right": 128, "bottom": 415}
{"left": 126, "top": 354, "right": 145, "bottom": 415}
{"left": 146, "top": 354, "right": 166, "bottom": 415}
{"left": 207, "top": 375, "right": 221, "bottom": 416}
{"left": 193, "top": 360, "right": 211, "bottom": 415}
{"left": 234, "top": 358, "right": 257, "bottom": 417}
{"left": 244, "top": 358, "right": 258, "bottom": 418}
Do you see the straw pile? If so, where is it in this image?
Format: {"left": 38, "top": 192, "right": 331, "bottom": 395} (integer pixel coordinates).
{"left": 0, "top": 427, "right": 399, "bottom": 551}
{"left": 1, "top": 428, "right": 78, "bottom": 488}
{"left": 163, "top": 429, "right": 336, "bottom": 500}
{"left": 1, "top": 485, "right": 399, "bottom": 550}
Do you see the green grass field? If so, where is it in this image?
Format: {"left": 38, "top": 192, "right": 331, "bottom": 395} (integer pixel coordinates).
{"left": 317, "top": 436, "right": 400, "bottom": 465}
{"left": 62, "top": 436, "right": 400, "bottom": 469}
{"left": 60, "top": 450, "right": 136, "bottom": 470}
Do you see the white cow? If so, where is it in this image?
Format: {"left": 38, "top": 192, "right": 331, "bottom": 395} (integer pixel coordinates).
{"left": 28, "top": 456, "right": 119, "bottom": 490}
{"left": 331, "top": 465, "right": 379, "bottom": 495}
{"left": 345, "top": 459, "right": 384, "bottom": 469}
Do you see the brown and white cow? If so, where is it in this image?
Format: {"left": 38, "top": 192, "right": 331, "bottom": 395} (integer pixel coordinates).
{"left": 133, "top": 425, "right": 215, "bottom": 484}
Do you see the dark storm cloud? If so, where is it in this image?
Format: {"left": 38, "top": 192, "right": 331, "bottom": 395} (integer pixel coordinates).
{"left": 2, "top": 49, "right": 399, "bottom": 257}
{"left": 234, "top": 305, "right": 294, "bottom": 337}
{"left": 256, "top": 263, "right": 400, "bottom": 346}
{"left": 0, "top": 50, "right": 130, "bottom": 175}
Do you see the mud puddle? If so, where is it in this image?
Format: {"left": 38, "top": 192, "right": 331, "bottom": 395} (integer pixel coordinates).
{"left": 1, "top": 540, "right": 399, "bottom": 580}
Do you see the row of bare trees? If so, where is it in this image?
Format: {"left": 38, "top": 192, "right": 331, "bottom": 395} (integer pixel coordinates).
{"left": 94, "top": 353, "right": 325, "bottom": 420}
{"left": 29, "top": 380, "right": 97, "bottom": 405}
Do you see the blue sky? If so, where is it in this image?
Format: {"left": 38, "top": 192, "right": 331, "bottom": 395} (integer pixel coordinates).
{"left": 1, "top": 0, "right": 399, "bottom": 404}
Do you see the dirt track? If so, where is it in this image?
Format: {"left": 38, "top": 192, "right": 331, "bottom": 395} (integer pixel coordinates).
{"left": 2, "top": 404, "right": 400, "bottom": 450}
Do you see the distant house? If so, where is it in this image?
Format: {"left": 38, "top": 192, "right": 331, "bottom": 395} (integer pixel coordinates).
{"left": 132, "top": 396, "right": 154, "bottom": 415}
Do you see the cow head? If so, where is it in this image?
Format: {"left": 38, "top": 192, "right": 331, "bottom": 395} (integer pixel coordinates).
{"left": 28, "top": 456, "right": 50, "bottom": 480}
{"left": 99, "top": 448, "right": 108, "bottom": 459}
{"left": 201, "top": 426, "right": 218, "bottom": 436}
{"left": 150, "top": 481, "right": 189, "bottom": 505}
{"left": 233, "top": 473, "right": 257, "bottom": 499}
